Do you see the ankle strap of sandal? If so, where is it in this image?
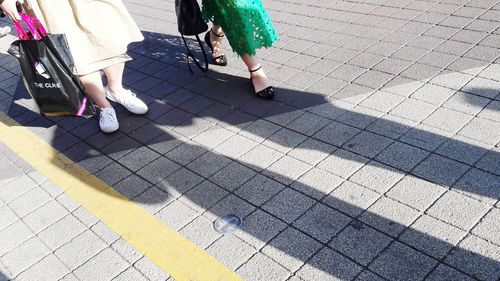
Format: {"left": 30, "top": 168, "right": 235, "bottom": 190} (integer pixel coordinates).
{"left": 211, "top": 28, "right": 225, "bottom": 37}
{"left": 249, "top": 66, "right": 262, "bottom": 73}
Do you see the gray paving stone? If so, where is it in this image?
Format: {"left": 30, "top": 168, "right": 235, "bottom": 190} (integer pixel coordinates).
{"left": 425, "top": 264, "right": 475, "bottom": 281}
{"left": 400, "top": 215, "right": 466, "bottom": 259}
{"left": 369, "top": 242, "right": 437, "bottom": 281}
{"left": 179, "top": 180, "right": 228, "bottom": 213}
{"left": 262, "top": 188, "right": 316, "bottom": 224}
{"left": 118, "top": 146, "right": 161, "bottom": 172}
{"left": 134, "top": 187, "right": 174, "bottom": 215}
{"left": 323, "top": 180, "right": 380, "bottom": 217}
{"left": 336, "top": 106, "right": 385, "bottom": 129}
{"left": 114, "top": 174, "right": 152, "bottom": 199}
{"left": 54, "top": 230, "right": 107, "bottom": 270}
{"left": 291, "top": 168, "right": 343, "bottom": 200}
{"left": 411, "top": 83, "right": 457, "bottom": 106}
{"left": 206, "top": 193, "right": 256, "bottom": 222}
{"left": 112, "top": 267, "right": 149, "bottom": 281}
{"left": 453, "top": 168, "right": 500, "bottom": 205}
{"left": 263, "top": 227, "right": 322, "bottom": 272}
{"left": 209, "top": 161, "right": 257, "bottom": 192}
{"left": 390, "top": 98, "right": 438, "bottom": 122}
{"left": 133, "top": 256, "right": 171, "bottom": 281}
{"left": 287, "top": 138, "right": 336, "bottom": 166}
{"left": 360, "top": 197, "right": 421, "bottom": 237}
{"left": 74, "top": 247, "right": 129, "bottom": 281}
{"left": 235, "top": 174, "right": 285, "bottom": 207}
{"left": 186, "top": 152, "right": 231, "bottom": 178}
{"left": 386, "top": 175, "right": 446, "bottom": 211}
{"left": 330, "top": 222, "right": 392, "bottom": 266}
{"left": 137, "top": 156, "right": 181, "bottom": 185}
{"left": 296, "top": 247, "right": 363, "bottom": 281}
{"left": 355, "top": 270, "right": 385, "bottom": 281}
{"left": 293, "top": 203, "right": 351, "bottom": 243}
{"left": 423, "top": 107, "right": 474, "bottom": 134}
{"left": 350, "top": 161, "right": 405, "bottom": 194}
{"left": 237, "top": 252, "right": 291, "bottom": 281}
{"left": 91, "top": 221, "right": 119, "bottom": 245}
{"left": 155, "top": 200, "right": 199, "bottom": 231}
{"left": 238, "top": 144, "right": 283, "bottom": 171}
{"left": 263, "top": 128, "right": 309, "bottom": 154}
{"left": 427, "top": 191, "right": 490, "bottom": 230}
{"left": 0, "top": 220, "right": 33, "bottom": 256}
{"left": 72, "top": 206, "right": 99, "bottom": 228}
{"left": 16, "top": 254, "right": 69, "bottom": 281}
{"left": 442, "top": 91, "right": 489, "bottom": 116}
{"left": 8, "top": 187, "right": 52, "bottom": 218}
{"left": 412, "top": 154, "right": 470, "bottom": 187}
{"left": 157, "top": 167, "right": 204, "bottom": 199}
{"left": 192, "top": 126, "right": 235, "bottom": 149}
{"left": 179, "top": 216, "right": 221, "bottom": 249}
{"left": 0, "top": 175, "right": 38, "bottom": 203}
{"left": 313, "top": 121, "right": 361, "bottom": 147}
{"left": 38, "top": 214, "right": 86, "bottom": 251}
{"left": 263, "top": 156, "right": 312, "bottom": 186}
{"left": 471, "top": 207, "right": 500, "bottom": 246}
{"left": 462, "top": 77, "right": 500, "bottom": 99}
{"left": 23, "top": 200, "right": 68, "bottom": 233}
{"left": 0, "top": 205, "right": 17, "bottom": 232}
{"left": 1, "top": 237, "right": 50, "bottom": 277}
{"left": 445, "top": 235, "right": 500, "bottom": 281}
{"left": 376, "top": 141, "right": 429, "bottom": 172}
{"left": 164, "top": 141, "right": 206, "bottom": 166}
{"left": 343, "top": 131, "right": 393, "bottom": 158}
{"left": 40, "top": 180, "right": 64, "bottom": 198}
{"left": 94, "top": 162, "right": 132, "bottom": 187}
{"left": 401, "top": 123, "right": 454, "bottom": 151}
{"left": 366, "top": 114, "right": 417, "bottom": 140}
{"left": 436, "top": 135, "right": 491, "bottom": 166}
{"left": 213, "top": 134, "right": 259, "bottom": 159}
{"left": 475, "top": 147, "right": 500, "bottom": 176}
{"left": 317, "top": 149, "right": 368, "bottom": 179}
{"left": 147, "top": 132, "right": 186, "bottom": 155}
{"left": 238, "top": 119, "right": 281, "bottom": 143}
{"left": 459, "top": 116, "right": 500, "bottom": 146}
{"left": 359, "top": 90, "right": 405, "bottom": 113}
{"left": 236, "top": 209, "right": 287, "bottom": 250}
{"left": 111, "top": 238, "right": 143, "bottom": 265}
{"left": 207, "top": 235, "right": 257, "bottom": 270}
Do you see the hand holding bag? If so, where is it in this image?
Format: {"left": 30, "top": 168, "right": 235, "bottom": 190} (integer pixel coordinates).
{"left": 175, "top": 0, "right": 209, "bottom": 73}
{"left": 8, "top": 13, "right": 95, "bottom": 117}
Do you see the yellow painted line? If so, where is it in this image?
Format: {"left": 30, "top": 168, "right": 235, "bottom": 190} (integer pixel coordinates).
{"left": 0, "top": 112, "right": 243, "bottom": 281}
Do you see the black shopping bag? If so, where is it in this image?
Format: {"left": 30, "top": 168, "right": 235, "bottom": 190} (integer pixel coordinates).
{"left": 8, "top": 14, "right": 95, "bottom": 117}
{"left": 175, "top": 0, "right": 209, "bottom": 73}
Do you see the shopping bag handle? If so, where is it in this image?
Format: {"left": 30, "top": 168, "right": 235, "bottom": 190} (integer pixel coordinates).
{"left": 14, "top": 12, "right": 47, "bottom": 40}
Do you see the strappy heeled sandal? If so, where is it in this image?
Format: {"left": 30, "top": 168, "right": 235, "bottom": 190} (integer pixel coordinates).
{"left": 249, "top": 66, "right": 274, "bottom": 100}
{"left": 204, "top": 28, "right": 228, "bottom": 66}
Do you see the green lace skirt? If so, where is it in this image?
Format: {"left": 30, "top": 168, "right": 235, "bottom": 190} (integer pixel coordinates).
{"left": 202, "top": 0, "right": 278, "bottom": 56}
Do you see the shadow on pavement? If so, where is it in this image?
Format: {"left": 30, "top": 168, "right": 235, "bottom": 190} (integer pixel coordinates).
{"left": 0, "top": 31, "right": 499, "bottom": 280}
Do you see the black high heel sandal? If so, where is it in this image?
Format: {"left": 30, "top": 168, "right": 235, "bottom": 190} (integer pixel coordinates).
{"left": 249, "top": 66, "right": 274, "bottom": 100}
{"left": 204, "top": 29, "right": 228, "bottom": 66}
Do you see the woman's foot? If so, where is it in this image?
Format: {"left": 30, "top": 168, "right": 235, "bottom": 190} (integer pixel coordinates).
{"left": 204, "top": 28, "right": 227, "bottom": 66}
{"left": 105, "top": 88, "right": 148, "bottom": 115}
{"left": 249, "top": 66, "right": 274, "bottom": 99}
{"left": 99, "top": 107, "right": 119, "bottom": 133}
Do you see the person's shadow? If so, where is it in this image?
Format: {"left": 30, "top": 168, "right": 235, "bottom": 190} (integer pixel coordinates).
{"left": 1, "top": 29, "right": 499, "bottom": 281}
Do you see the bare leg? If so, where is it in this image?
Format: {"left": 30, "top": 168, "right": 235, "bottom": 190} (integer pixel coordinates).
{"left": 102, "top": 62, "right": 125, "bottom": 95}
{"left": 242, "top": 54, "right": 271, "bottom": 93}
{"left": 79, "top": 71, "right": 111, "bottom": 108}
{"left": 210, "top": 24, "right": 225, "bottom": 59}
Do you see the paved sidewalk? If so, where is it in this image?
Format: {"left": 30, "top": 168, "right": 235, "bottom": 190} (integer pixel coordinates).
{"left": 1, "top": 0, "right": 500, "bottom": 280}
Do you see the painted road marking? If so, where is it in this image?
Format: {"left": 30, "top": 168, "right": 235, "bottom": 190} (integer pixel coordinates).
{"left": 0, "top": 112, "right": 242, "bottom": 281}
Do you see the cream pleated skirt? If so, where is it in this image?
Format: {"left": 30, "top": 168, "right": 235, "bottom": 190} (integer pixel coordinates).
{"left": 25, "top": 0, "right": 144, "bottom": 75}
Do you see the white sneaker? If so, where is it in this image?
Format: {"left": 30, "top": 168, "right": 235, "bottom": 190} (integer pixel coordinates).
{"left": 0, "top": 26, "right": 11, "bottom": 38}
{"left": 99, "top": 107, "right": 119, "bottom": 133}
{"left": 105, "top": 88, "right": 148, "bottom": 115}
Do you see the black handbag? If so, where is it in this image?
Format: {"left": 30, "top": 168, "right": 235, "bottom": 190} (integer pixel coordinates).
{"left": 175, "top": 0, "right": 209, "bottom": 73}
{"left": 8, "top": 14, "right": 95, "bottom": 117}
